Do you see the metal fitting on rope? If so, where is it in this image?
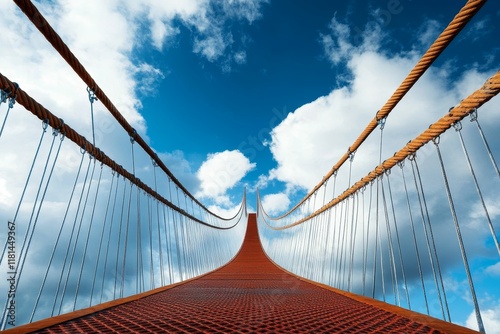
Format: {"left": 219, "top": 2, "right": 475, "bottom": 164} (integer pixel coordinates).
{"left": 130, "top": 128, "right": 137, "bottom": 143}
{"left": 408, "top": 152, "right": 416, "bottom": 161}
{"left": 57, "top": 118, "right": 65, "bottom": 139}
{"left": 452, "top": 121, "right": 463, "bottom": 132}
{"left": 469, "top": 108, "right": 478, "bottom": 122}
{"left": 377, "top": 115, "right": 387, "bottom": 130}
{"left": 432, "top": 136, "right": 441, "bottom": 146}
{"left": 397, "top": 160, "right": 405, "bottom": 169}
{"left": 348, "top": 150, "right": 356, "bottom": 162}
{"left": 86, "top": 87, "right": 98, "bottom": 103}
{"left": 42, "top": 118, "right": 49, "bottom": 131}
{"left": 7, "top": 82, "right": 19, "bottom": 109}
{"left": 80, "top": 139, "right": 87, "bottom": 154}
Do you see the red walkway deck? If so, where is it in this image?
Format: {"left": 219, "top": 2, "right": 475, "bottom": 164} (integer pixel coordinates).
{"left": 11, "top": 214, "right": 476, "bottom": 333}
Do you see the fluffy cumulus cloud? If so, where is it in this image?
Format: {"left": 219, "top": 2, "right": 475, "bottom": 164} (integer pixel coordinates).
{"left": 466, "top": 305, "right": 500, "bottom": 334}
{"left": 261, "top": 193, "right": 290, "bottom": 216}
{"left": 196, "top": 150, "right": 256, "bottom": 202}
{"left": 267, "top": 15, "right": 500, "bottom": 195}
{"left": 129, "top": 0, "right": 267, "bottom": 68}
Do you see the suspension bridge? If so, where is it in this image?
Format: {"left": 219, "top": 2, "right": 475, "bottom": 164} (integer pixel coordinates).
{"left": 0, "top": 0, "right": 499, "bottom": 333}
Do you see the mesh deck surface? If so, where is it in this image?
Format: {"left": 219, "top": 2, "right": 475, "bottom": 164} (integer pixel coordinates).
{"left": 34, "top": 214, "right": 463, "bottom": 333}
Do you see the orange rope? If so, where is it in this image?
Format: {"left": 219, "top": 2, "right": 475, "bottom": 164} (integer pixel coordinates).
{"left": 270, "top": 69, "right": 500, "bottom": 229}
{"left": 0, "top": 71, "right": 243, "bottom": 229}
{"left": 12, "top": 0, "right": 229, "bottom": 220}
{"left": 268, "top": 0, "right": 487, "bottom": 220}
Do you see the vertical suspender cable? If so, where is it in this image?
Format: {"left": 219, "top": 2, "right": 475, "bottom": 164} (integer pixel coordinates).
{"left": 101, "top": 173, "right": 120, "bottom": 303}
{"left": 29, "top": 148, "right": 85, "bottom": 322}
{"left": 433, "top": 138, "right": 484, "bottom": 333}
{"left": 74, "top": 162, "right": 104, "bottom": 308}
{"left": 0, "top": 120, "right": 48, "bottom": 267}
{"left": 52, "top": 152, "right": 91, "bottom": 316}
{"left": 400, "top": 160, "right": 429, "bottom": 315}
{"left": 454, "top": 121, "right": 500, "bottom": 255}
{"left": 470, "top": 109, "right": 500, "bottom": 180}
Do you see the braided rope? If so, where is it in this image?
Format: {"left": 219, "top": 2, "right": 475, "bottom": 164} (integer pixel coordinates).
{"left": 269, "top": 69, "right": 500, "bottom": 229}
{"left": 13, "top": 0, "right": 231, "bottom": 220}
{"left": 0, "top": 71, "right": 243, "bottom": 230}
{"left": 269, "top": 0, "right": 487, "bottom": 220}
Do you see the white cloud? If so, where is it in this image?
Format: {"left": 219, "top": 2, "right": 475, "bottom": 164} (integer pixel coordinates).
{"left": 131, "top": 0, "right": 267, "bottom": 67}
{"left": 261, "top": 193, "right": 290, "bottom": 216}
{"left": 466, "top": 305, "right": 500, "bottom": 334}
{"left": 485, "top": 262, "right": 500, "bottom": 276}
{"left": 196, "top": 150, "right": 255, "bottom": 200}
{"left": 266, "top": 15, "right": 500, "bottom": 195}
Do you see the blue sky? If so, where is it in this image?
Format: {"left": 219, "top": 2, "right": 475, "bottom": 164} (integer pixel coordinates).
{"left": 130, "top": 0, "right": 500, "bottom": 212}
{"left": 1, "top": 0, "right": 500, "bottom": 331}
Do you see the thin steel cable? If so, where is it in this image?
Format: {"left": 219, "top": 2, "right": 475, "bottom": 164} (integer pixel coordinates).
{"left": 29, "top": 148, "right": 85, "bottom": 323}
{"left": 147, "top": 194, "right": 155, "bottom": 289}
{"left": 120, "top": 183, "right": 134, "bottom": 298}
{"left": 400, "top": 160, "right": 429, "bottom": 315}
{"left": 411, "top": 156, "right": 446, "bottom": 319}
{"left": 414, "top": 159, "right": 451, "bottom": 322}
{"left": 136, "top": 188, "right": 144, "bottom": 293}
{"left": 362, "top": 181, "right": 374, "bottom": 296}
{"left": 91, "top": 169, "right": 117, "bottom": 305}
{"left": 114, "top": 180, "right": 129, "bottom": 299}
{"left": 152, "top": 163, "right": 164, "bottom": 286}
{"left": 385, "top": 171, "right": 411, "bottom": 309}
{"left": 380, "top": 174, "right": 399, "bottom": 305}
{"left": 100, "top": 172, "right": 120, "bottom": 303}
{"left": 470, "top": 109, "right": 500, "bottom": 179}
{"left": 3, "top": 128, "right": 63, "bottom": 328}
{"left": 0, "top": 120, "right": 48, "bottom": 267}
{"left": 74, "top": 161, "right": 104, "bottom": 308}
{"left": 51, "top": 153, "right": 91, "bottom": 316}
{"left": 162, "top": 202, "right": 173, "bottom": 284}
{"left": 15, "top": 128, "right": 63, "bottom": 293}
{"left": 348, "top": 193, "right": 360, "bottom": 292}
{"left": 454, "top": 121, "right": 500, "bottom": 255}
{"left": 433, "top": 139, "right": 485, "bottom": 333}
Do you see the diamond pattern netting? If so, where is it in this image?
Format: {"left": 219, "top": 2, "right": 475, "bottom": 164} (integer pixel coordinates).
{"left": 31, "top": 214, "right": 475, "bottom": 333}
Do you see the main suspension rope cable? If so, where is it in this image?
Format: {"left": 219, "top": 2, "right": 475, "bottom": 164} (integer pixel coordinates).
{"left": 13, "top": 0, "right": 233, "bottom": 221}
{"left": 268, "top": 69, "right": 500, "bottom": 229}
{"left": 0, "top": 71, "right": 242, "bottom": 229}
{"left": 264, "top": 0, "right": 487, "bottom": 221}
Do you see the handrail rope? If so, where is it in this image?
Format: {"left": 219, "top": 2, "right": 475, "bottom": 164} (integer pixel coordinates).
{"left": 262, "top": 69, "right": 500, "bottom": 229}
{"left": 0, "top": 72, "right": 244, "bottom": 229}
{"left": 13, "top": 0, "right": 234, "bottom": 221}
{"left": 263, "top": 0, "right": 487, "bottom": 220}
